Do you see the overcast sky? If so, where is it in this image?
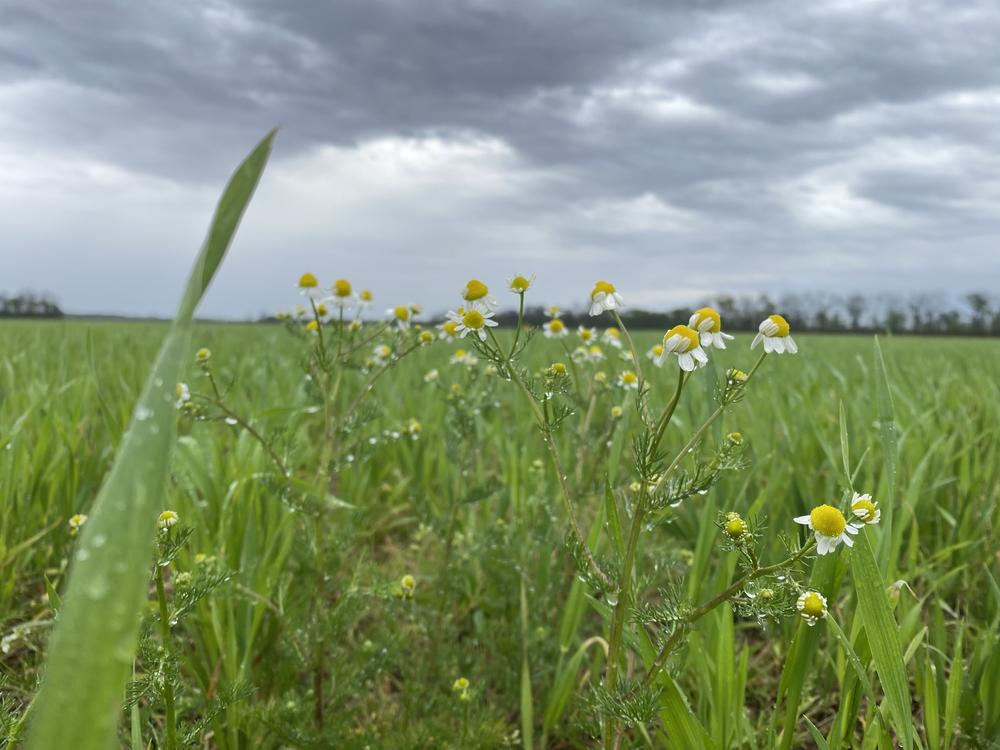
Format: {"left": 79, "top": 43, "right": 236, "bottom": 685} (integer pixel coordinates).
{"left": 1, "top": 0, "right": 998, "bottom": 319}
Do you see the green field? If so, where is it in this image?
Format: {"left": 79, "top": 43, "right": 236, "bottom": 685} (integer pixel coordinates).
{"left": 1, "top": 317, "right": 998, "bottom": 749}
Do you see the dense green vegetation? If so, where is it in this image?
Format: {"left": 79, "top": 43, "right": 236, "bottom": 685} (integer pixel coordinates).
{"left": 1, "top": 317, "right": 997, "bottom": 748}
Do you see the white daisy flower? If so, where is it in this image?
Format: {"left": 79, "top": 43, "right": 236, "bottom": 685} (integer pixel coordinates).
{"left": 461, "top": 279, "right": 498, "bottom": 311}
{"left": 689, "top": 307, "right": 735, "bottom": 350}
{"left": 602, "top": 327, "right": 624, "bottom": 349}
{"left": 586, "top": 345, "right": 605, "bottom": 363}
{"left": 449, "top": 348, "right": 478, "bottom": 366}
{"left": 571, "top": 346, "right": 589, "bottom": 363}
{"left": 588, "top": 281, "right": 624, "bottom": 317}
{"left": 438, "top": 318, "right": 461, "bottom": 340}
{"left": 387, "top": 305, "right": 412, "bottom": 330}
{"left": 424, "top": 368, "right": 439, "bottom": 383}
{"left": 297, "top": 272, "right": 323, "bottom": 299}
{"left": 543, "top": 318, "right": 568, "bottom": 338}
{"left": 617, "top": 370, "right": 639, "bottom": 390}
{"left": 507, "top": 274, "right": 533, "bottom": 294}
{"left": 850, "top": 493, "right": 880, "bottom": 525}
{"left": 328, "top": 278, "right": 356, "bottom": 310}
{"left": 662, "top": 325, "right": 709, "bottom": 372}
{"left": 793, "top": 504, "right": 859, "bottom": 555}
{"left": 453, "top": 306, "right": 498, "bottom": 341}
{"left": 372, "top": 344, "right": 392, "bottom": 366}
{"left": 175, "top": 382, "right": 191, "bottom": 408}
{"left": 577, "top": 326, "right": 597, "bottom": 344}
{"left": 751, "top": 314, "right": 798, "bottom": 354}
{"left": 797, "top": 591, "right": 828, "bottom": 626}
{"left": 158, "top": 510, "right": 179, "bottom": 532}
{"left": 544, "top": 305, "right": 561, "bottom": 319}
{"left": 357, "top": 289, "right": 373, "bottom": 310}
{"left": 646, "top": 343, "right": 665, "bottom": 367}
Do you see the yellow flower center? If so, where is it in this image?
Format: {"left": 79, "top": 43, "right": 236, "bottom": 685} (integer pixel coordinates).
{"left": 693, "top": 307, "right": 722, "bottom": 332}
{"left": 443, "top": 320, "right": 459, "bottom": 336}
{"left": 810, "top": 504, "right": 846, "bottom": 537}
{"left": 195, "top": 348, "right": 211, "bottom": 363}
{"left": 579, "top": 328, "right": 594, "bottom": 342}
{"left": 298, "top": 272, "right": 318, "bottom": 288}
{"left": 306, "top": 320, "right": 319, "bottom": 331}
{"left": 375, "top": 345, "right": 390, "bottom": 357}
{"left": 462, "top": 309, "right": 486, "bottom": 329}
{"left": 394, "top": 306, "right": 410, "bottom": 321}
{"left": 591, "top": 280, "right": 616, "bottom": 299}
{"left": 360, "top": 289, "right": 373, "bottom": 302}
{"left": 768, "top": 314, "right": 791, "bottom": 337}
{"left": 651, "top": 344, "right": 664, "bottom": 356}
{"left": 547, "top": 305, "right": 561, "bottom": 317}
{"left": 463, "top": 279, "right": 489, "bottom": 301}
{"left": 316, "top": 303, "right": 328, "bottom": 316}
{"left": 605, "top": 327, "right": 620, "bottom": 338}
{"left": 510, "top": 275, "right": 531, "bottom": 292}
{"left": 725, "top": 518, "right": 747, "bottom": 540}
{"left": 621, "top": 370, "right": 638, "bottom": 384}
{"left": 852, "top": 498, "right": 877, "bottom": 522}
{"left": 333, "top": 278, "right": 352, "bottom": 297}
{"left": 663, "top": 324, "right": 700, "bottom": 352}
{"left": 801, "top": 592, "right": 826, "bottom": 618}
{"left": 549, "top": 319, "right": 565, "bottom": 333}
{"left": 548, "top": 362, "right": 567, "bottom": 377}
{"left": 454, "top": 349, "right": 467, "bottom": 359}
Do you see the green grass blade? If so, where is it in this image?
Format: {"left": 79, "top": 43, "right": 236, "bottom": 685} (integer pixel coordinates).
{"left": 873, "top": 337, "right": 898, "bottom": 573}
{"left": 943, "top": 625, "right": 962, "bottom": 750}
{"left": 839, "top": 399, "right": 852, "bottom": 490}
{"left": 25, "top": 130, "right": 275, "bottom": 750}
{"left": 851, "top": 529, "right": 914, "bottom": 750}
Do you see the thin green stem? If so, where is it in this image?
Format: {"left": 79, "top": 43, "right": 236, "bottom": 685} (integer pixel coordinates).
{"left": 602, "top": 368, "right": 686, "bottom": 748}
{"left": 508, "top": 292, "right": 525, "bottom": 361}
{"left": 154, "top": 563, "right": 177, "bottom": 750}
{"left": 610, "top": 311, "right": 647, "bottom": 423}
{"left": 637, "top": 540, "right": 815, "bottom": 691}
{"left": 489, "top": 329, "right": 611, "bottom": 589}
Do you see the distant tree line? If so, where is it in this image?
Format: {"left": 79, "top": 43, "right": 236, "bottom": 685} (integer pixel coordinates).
{"left": 495, "top": 291, "right": 1000, "bottom": 336}
{"left": 0, "top": 291, "right": 64, "bottom": 318}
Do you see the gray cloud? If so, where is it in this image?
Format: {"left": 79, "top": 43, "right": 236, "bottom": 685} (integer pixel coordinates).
{"left": 1, "top": 0, "right": 998, "bottom": 319}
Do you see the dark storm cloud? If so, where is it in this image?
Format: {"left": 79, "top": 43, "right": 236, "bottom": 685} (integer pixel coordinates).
{"left": 1, "top": 0, "right": 998, "bottom": 317}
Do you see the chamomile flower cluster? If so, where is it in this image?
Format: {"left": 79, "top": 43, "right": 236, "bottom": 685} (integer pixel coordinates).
{"left": 441, "top": 280, "right": 501, "bottom": 343}
{"left": 793, "top": 492, "right": 880, "bottom": 555}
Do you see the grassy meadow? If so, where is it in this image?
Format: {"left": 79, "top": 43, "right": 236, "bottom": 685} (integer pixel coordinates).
{"left": 1, "top": 316, "right": 998, "bottom": 749}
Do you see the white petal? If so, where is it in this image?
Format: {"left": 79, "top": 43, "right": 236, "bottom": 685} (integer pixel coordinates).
{"left": 772, "top": 337, "right": 786, "bottom": 354}
{"left": 841, "top": 534, "right": 854, "bottom": 548}
{"left": 751, "top": 333, "right": 763, "bottom": 349}
{"left": 763, "top": 337, "right": 775, "bottom": 353}
{"left": 793, "top": 515, "right": 812, "bottom": 525}
{"left": 689, "top": 312, "right": 699, "bottom": 328}
{"left": 700, "top": 331, "right": 712, "bottom": 347}
{"left": 692, "top": 347, "right": 708, "bottom": 364}
{"left": 678, "top": 352, "right": 695, "bottom": 371}
{"left": 785, "top": 335, "right": 798, "bottom": 354}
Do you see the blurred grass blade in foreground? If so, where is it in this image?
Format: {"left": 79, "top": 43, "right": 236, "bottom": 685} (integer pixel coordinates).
{"left": 25, "top": 130, "right": 276, "bottom": 750}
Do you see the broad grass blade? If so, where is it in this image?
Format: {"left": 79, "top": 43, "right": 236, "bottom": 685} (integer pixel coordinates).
{"left": 26, "top": 131, "right": 275, "bottom": 750}
{"left": 851, "top": 529, "right": 914, "bottom": 750}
